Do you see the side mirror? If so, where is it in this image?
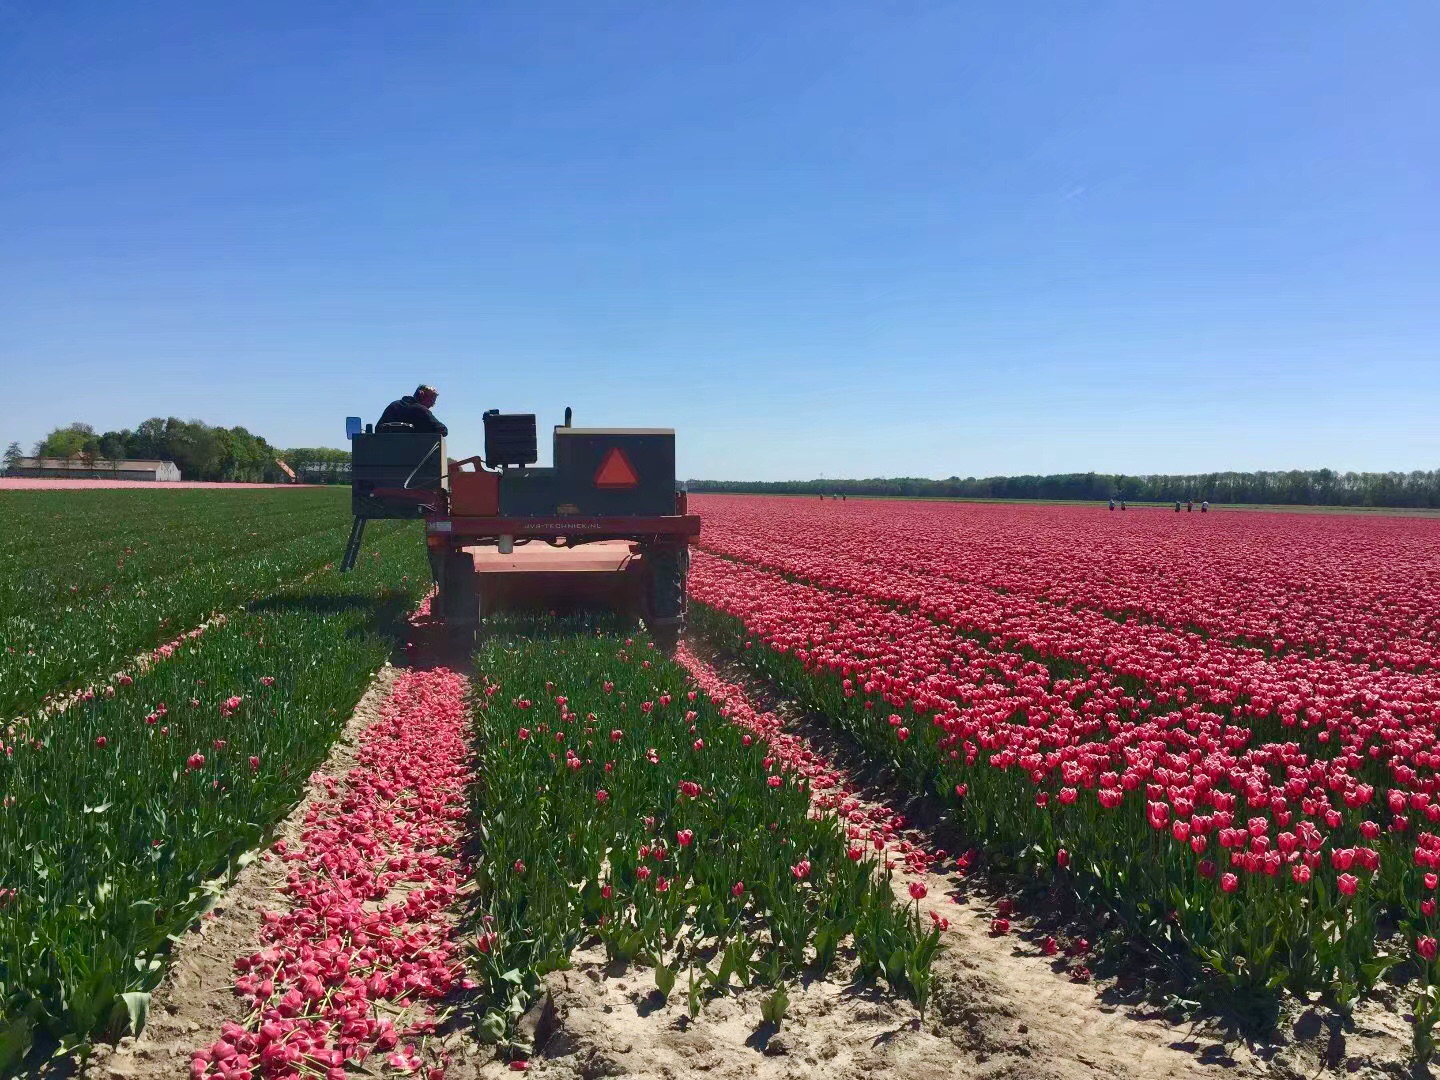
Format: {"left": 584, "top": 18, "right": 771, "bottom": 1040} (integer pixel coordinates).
{"left": 345, "top": 416, "right": 362, "bottom": 439}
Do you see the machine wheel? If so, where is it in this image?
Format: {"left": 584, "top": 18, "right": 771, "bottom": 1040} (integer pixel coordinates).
{"left": 438, "top": 548, "right": 480, "bottom": 631}
{"left": 642, "top": 546, "right": 688, "bottom": 655}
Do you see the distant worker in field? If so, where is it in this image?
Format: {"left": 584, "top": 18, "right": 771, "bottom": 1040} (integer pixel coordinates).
{"left": 1175, "top": 500, "right": 1182, "bottom": 512}
{"left": 1121, "top": 499, "right": 1127, "bottom": 510}
{"left": 1201, "top": 499, "right": 1209, "bottom": 513}
{"left": 1108, "top": 497, "right": 1115, "bottom": 511}
{"left": 1187, "top": 499, "right": 1194, "bottom": 512}
{"left": 378, "top": 384, "right": 448, "bottom": 435}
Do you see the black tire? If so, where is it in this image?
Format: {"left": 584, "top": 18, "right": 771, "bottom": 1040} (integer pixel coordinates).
{"left": 643, "top": 547, "right": 687, "bottom": 654}
{"left": 438, "top": 549, "right": 479, "bottom": 629}
{"left": 651, "top": 624, "right": 680, "bottom": 656}
{"left": 444, "top": 623, "right": 477, "bottom": 656}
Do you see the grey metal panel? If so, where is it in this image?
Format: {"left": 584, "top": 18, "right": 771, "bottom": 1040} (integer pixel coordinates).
{"left": 499, "top": 431, "right": 676, "bottom": 517}
{"left": 350, "top": 432, "right": 447, "bottom": 518}
{"left": 497, "top": 468, "right": 560, "bottom": 517}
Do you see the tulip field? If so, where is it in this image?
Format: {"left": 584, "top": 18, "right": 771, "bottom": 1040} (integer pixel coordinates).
{"left": 7, "top": 484, "right": 1440, "bottom": 1076}
{"left": 686, "top": 495, "right": 1440, "bottom": 1029}
{"left": 0, "top": 488, "right": 429, "bottom": 1070}
{"left": 468, "top": 623, "right": 940, "bottom": 1045}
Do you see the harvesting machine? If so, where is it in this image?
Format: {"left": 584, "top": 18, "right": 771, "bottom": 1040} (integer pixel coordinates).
{"left": 340, "top": 407, "right": 700, "bottom": 650}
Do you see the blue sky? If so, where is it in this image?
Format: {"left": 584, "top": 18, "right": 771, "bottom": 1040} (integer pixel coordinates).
{"left": 2, "top": 1, "right": 1436, "bottom": 480}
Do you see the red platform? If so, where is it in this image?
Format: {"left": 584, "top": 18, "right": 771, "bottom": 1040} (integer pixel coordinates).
{"left": 463, "top": 540, "right": 641, "bottom": 613}
{"left": 465, "top": 539, "right": 635, "bottom": 573}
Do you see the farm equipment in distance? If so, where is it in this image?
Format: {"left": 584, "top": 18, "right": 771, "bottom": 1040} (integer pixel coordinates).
{"left": 341, "top": 408, "right": 700, "bottom": 650}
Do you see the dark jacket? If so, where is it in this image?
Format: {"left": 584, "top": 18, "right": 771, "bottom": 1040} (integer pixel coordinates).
{"left": 377, "top": 396, "right": 448, "bottom": 435}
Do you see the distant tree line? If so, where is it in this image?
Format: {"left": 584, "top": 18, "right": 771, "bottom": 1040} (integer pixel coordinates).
{"left": 688, "top": 469, "right": 1440, "bottom": 508}
{"left": 283, "top": 447, "right": 352, "bottom": 484}
{"left": 3, "top": 420, "right": 352, "bottom": 484}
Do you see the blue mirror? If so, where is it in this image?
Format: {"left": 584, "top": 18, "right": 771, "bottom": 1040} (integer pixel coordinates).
{"left": 345, "top": 416, "right": 362, "bottom": 439}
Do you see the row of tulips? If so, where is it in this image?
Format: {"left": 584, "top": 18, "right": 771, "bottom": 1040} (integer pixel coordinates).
{"left": 0, "top": 521, "right": 429, "bottom": 1073}
{"left": 466, "top": 619, "right": 940, "bottom": 1051}
{"left": 684, "top": 538, "right": 1440, "bottom": 1030}
{"left": 695, "top": 505, "right": 1440, "bottom": 746}
{"left": 1, "top": 489, "right": 366, "bottom": 721}
{"left": 194, "top": 663, "right": 473, "bottom": 1080}
{"left": 688, "top": 498, "right": 1440, "bottom": 947}
{"left": 693, "top": 495, "right": 1440, "bottom": 672}
{"left": 686, "top": 541, "right": 1440, "bottom": 870}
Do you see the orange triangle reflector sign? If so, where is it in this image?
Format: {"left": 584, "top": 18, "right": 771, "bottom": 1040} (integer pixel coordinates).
{"left": 594, "top": 447, "right": 640, "bottom": 489}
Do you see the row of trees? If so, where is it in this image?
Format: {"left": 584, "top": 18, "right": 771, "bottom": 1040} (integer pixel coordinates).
{"left": 3, "top": 420, "right": 354, "bottom": 484}
{"left": 7, "top": 426, "right": 1434, "bottom": 505}
{"left": 689, "top": 468, "right": 1440, "bottom": 508}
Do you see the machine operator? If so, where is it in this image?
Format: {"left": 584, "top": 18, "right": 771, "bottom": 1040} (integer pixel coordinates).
{"left": 377, "top": 384, "right": 448, "bottom": 435}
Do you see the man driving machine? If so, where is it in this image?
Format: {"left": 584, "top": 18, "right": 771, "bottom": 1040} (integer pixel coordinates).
{"left": 377, "top": 384, "right": 448, "bottom": 435}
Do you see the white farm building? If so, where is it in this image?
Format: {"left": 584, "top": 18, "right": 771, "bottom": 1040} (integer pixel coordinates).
{"left": 10, "top": 457, "right": 183, "bottom": 482}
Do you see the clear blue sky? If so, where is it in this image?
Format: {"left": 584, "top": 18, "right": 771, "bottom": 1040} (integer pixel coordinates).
{"left": 2, "top": 1, "right": 1436, "bottom": 480}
